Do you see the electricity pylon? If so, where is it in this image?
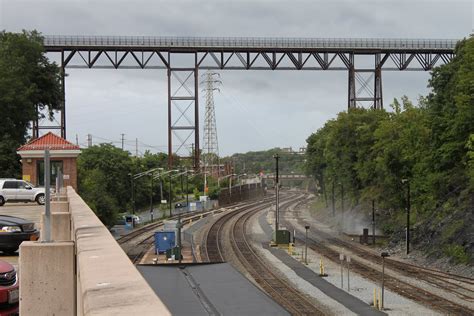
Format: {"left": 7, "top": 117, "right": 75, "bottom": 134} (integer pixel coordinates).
{"left": 202, "top": 71, "right": 221, "bottom": 195}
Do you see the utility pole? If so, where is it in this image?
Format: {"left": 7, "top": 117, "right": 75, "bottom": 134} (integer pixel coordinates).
{"left": 121, "top": 133, "right": 125, "bottom": 150}
{"left": 403, "top": 179, "right": 411, "bottom": 255}
{"left": 150, "top": 174, "right": 154, "bottom": 222}
{"left": 332, "top": 180, "right": 335, "bottom": 217}
{"left": 341, "top": 182, "right": 344, "bottom": 232}
{"left": 169, "top": 173, "right": 172, "bottom": 217}
{"left": 135, "top": 138, "right": 138, "bottom": 157}
{"left": 372, "top": 200, "right": 376, "bottom": 245}
{"left": 274, "top": 154, "right": 280, "bottom": 233}
{"left": 87, "top": 134, "right": 92, "bottom": 148}
{"left": 75, "top": 134, "right": 79, "bottom": 146}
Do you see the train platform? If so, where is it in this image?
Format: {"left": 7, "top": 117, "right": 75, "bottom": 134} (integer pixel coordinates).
{"left": 138, "top": 263, "right": 289, "bottom": 315}
{"left": 258, "top": 212, "right": 386, "bottom": 316}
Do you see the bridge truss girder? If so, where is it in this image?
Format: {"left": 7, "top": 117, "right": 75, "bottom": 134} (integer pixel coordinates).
{"left": 41, "top": 43, "right": 455, "bottom": 166}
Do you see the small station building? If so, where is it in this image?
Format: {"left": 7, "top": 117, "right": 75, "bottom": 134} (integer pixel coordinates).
{"left": 16, "top": 132, "right": 81, "bottom": 190}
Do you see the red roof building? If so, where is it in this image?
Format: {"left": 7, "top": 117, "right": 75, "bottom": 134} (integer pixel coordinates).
{"left": 17, "top": 133, "right": 81, "bottom": 190}
{"left": 17, "top": 132, "right": 80, "bottom": 151}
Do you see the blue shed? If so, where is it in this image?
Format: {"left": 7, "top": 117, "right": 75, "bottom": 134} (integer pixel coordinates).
{"left": 154, "top": 231, "right": 176, "bottom": 254}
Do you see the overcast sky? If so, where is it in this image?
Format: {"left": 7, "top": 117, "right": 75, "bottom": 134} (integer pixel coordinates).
{"left": 1, "top": 0, "right": 472, "bottom": 156}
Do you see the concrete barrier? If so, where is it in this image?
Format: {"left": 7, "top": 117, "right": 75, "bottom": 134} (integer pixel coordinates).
{"left": 51, "top": 200, "right": 69, "bottom": 212}
{"left": 20, "top": 241, "right": 75, "bottom": 315}
{"left": 67, "top": 187, "right": 170, "bottom": 315}
{"left": 20, "top": 187, "right": 170, "bottom": 316}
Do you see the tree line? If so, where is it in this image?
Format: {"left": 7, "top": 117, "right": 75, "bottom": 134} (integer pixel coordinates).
{"left": 305, "top": 37, "right": 473, "bottom": 264}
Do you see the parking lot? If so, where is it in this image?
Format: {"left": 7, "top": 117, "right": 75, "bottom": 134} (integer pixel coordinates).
{"left": 0, "top": 202, "right": 43, "bottom": 269}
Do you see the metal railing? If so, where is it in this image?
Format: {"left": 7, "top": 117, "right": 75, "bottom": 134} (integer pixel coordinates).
{"left": 43, "top": 35, "right": 458, "bottom": 50}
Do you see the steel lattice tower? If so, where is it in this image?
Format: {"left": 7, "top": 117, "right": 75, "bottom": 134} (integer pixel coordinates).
{"left": 202, "top": 72, "right": 221, "bottom": 190}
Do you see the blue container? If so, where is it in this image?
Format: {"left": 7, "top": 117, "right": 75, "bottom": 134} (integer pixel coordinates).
{"left": 154, "top": 231, "right": 176, "bottom": 254}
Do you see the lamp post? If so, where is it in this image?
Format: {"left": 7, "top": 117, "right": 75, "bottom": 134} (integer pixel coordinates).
{"left": 131, "top": 167, "right": 163, "bottom": 223}
{"left": 372, "top": 200, "right": 376, "bottom": 246}
{"left": 274, "top": 154, "right": 280, "bottom": 233}
{"left": 169, "top": 172, "right": 172, "bottom": 217}
{"left": 149, "top": 174, "right": 154, "bottom": 222}
{"left": 340, "top": 182, "right": 344, "bottom": 231}
{"left": 236, "top": 173, "right": 247, "bottom": 201}
{"left": 128, "top": 173, "right": 135, "bottom": 215}
{"left": 401, "top": 178, "right": 410, "bottom": 255}
{"left": 381, "top": 251, "right": 390, "bottom": 309}
{"left": 331, "top": 179, "right": 335, "bottom": 217}
{"left": 304, "top": 225, "right": 310, "bottom": 265}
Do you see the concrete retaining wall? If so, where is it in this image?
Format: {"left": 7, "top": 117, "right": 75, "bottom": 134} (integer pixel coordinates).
{"left": 67, "top": 187, "right": 170, "bottom": 315}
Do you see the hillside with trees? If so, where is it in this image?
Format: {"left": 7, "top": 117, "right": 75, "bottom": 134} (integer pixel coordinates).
{"left": 225, "top": 148, "right": 306, "bottom": 175}
{"left": 305, "top": 36, "right": 473, "bottom": 264}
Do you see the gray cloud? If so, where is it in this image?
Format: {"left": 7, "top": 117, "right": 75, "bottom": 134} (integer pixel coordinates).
{"left": 0, "top": 0, "right": 472, "bottom": 155}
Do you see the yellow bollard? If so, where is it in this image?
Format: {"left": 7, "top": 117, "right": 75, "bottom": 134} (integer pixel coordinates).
{"left": 373, "top": 288, "right": 377, "bottom": 307}
{"left": 190, "top": 219, "right": 193, "bottom": 224}
{"left": 320, "top": 259, "right": 323, "bottom": 275}
{"left": 378, "top": 291, "right": 382, "bottom": 310}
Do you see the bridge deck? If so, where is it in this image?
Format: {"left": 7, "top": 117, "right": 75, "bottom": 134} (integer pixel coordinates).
{"left": 44, "top": 35, "right": 457, "bottom": 52}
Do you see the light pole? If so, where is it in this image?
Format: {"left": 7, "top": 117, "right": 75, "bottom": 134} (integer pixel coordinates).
{"left": 372, "top": 200, "right": 376, "bottom": 246}
{"left": 219, "top": 173, "right": 236, "bottom": 203}
{"left": 304, "top": 225, "right": 310, "bottom": 265}
{"left": 381, "top": 251, "right": 390, "bottom": 309}
{"left": 131, "top": 167, "right": 163, "bottom": 222}
{"left": 236, "top": 173, "right": 247, "bottom": 201}
{"left": 128, "top": 173, "right": 135, "bottom": 215}
{"left": 149, "top": 174, "right": 154, "bottom": 222}
{"left": 331, "top": 179, "right": 335, "bottom": 217}
{"left": 339, "top": 182, "right": 344, "bottom": 231}
{"left": 274, "top": 154, "right": 280, "bottom": 233}
{"left": 401, "top": 178, "right": 410, "bottom": 255}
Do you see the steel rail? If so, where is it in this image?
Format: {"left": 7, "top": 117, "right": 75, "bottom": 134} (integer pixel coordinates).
{"left": 230, "top": 194, "right": 323, "bottom": 315}
{"left": 284, "top": 200, "right": 474, "bottom": 315}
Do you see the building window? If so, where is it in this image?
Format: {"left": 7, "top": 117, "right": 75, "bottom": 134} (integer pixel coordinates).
{"left": 36, "top": 161, "right": 63, "bottom": 187}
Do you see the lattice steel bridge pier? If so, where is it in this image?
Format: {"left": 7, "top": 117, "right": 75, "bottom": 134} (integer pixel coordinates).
{"left": 40, "top": 35, "right": 458, "bottom": 166}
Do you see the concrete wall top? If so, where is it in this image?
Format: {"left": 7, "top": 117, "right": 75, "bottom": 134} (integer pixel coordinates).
{"left": 67, "top": 186, "right": 170, "bottom": 316}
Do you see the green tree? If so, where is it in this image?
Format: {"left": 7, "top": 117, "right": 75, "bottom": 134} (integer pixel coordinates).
{"left": 0, "top": 31, "right": 62, "bottom": 177}
{"left": 77, "top": 144, "right": 133, "bottom": 224}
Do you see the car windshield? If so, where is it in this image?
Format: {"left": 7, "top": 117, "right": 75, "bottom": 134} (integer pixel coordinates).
{"left": 25, "top": 181, "right": 35, "bottom": 188}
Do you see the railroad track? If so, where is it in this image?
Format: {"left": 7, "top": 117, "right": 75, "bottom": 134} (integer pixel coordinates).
{"left": 205, "top": 193, "right": 324, "bottom": 315}
{"left": 117, "top": 207, "right": 227, "bottom": 263}
{"left": 284, "top": 200, "right": 474, "bottom": 315}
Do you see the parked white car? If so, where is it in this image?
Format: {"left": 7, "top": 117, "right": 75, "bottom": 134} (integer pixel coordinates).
{"left": 0, "top": 179, "right": 46, "bottom": 206}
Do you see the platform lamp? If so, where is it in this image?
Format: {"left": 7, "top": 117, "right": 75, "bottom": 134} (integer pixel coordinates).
{"left": 401, "top": 178, "right": 410, "bottom": 255}
{"left": 381, "top": 252, "right": 390, "bottom": 309}
{"left": 304, "top": 225, "right": 310, "bottom": 265}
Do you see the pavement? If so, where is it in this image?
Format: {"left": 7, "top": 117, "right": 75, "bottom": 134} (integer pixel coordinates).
{"left": 0, "top": 202, "right": 43, "bottom": 269}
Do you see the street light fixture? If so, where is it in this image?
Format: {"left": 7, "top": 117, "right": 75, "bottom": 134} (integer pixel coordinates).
{"left": 131, "top": 167, "right": 164, "bottom": 223}
{"left": 381, "top": 251, "right": 390, "bottom": 309}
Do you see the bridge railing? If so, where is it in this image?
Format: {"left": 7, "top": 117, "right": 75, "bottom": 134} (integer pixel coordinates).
{"left": 43, "top": 35, "right": 458, "bottom": 50}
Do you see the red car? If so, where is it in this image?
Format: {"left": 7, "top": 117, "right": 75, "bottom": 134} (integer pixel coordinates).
{"left": 0, "top": 261, "right": 18, "bottom": 316}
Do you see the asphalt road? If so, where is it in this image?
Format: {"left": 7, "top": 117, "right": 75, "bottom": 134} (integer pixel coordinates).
{"left": 0, "top": 202, "right": 43, "bottom": 269}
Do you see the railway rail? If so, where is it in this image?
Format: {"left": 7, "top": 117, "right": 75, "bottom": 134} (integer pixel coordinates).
{"left": 285, "top": 199, "right": 474, "bottom": 315}
{"left": 204, "top": 193, "right": 324, "bottom": 315}
{"left": 117, "top": 207, "right": 226, "bottom": 263}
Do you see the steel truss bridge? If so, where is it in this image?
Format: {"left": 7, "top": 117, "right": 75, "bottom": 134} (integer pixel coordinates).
{"left": 39, "top": 35, "right": 458, "bottom": 167}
